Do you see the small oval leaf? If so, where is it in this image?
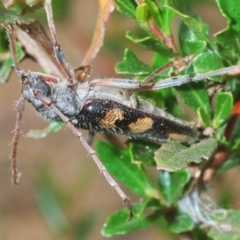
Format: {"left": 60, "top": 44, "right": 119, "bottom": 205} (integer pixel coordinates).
{"left": 155, "top": 138, "right": 217, "bottom": 171}
{"left": 213, "top": 92, "right": 233, "bottom": 128}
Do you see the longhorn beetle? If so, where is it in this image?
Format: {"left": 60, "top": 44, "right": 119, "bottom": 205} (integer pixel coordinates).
{"left": 2, "top": 0, "right": 240, "bottom": 220}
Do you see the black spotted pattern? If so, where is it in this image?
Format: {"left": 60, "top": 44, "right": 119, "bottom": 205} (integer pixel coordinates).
{"left": 75, "top": 99, "right": 198, "bottom": 143}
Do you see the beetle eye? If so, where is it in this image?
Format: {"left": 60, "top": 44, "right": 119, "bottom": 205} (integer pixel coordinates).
{"left": 21, "top": 75, "right": 29, "bottom": 85}
{"left": 34, "top": 80, "right": 52, "bottom": 97}
{"left": 22, "top": 78, "right": 29, "bottom": 85}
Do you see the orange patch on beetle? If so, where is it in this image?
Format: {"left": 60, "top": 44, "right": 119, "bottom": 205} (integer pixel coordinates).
{"left": 100, "top": 108, "right": 124, "bottom": 128}
{"left": 128, "top": 117, "right": 153, "bottom": 133}
{"left": 168, "top": 133, "right": 190, "bottom": 141}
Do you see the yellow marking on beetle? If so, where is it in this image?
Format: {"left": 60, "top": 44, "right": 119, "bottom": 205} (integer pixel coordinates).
{"left": 100, "top": 108, "right": 124, "bottom": 128}
{"left": 128, "top": 117, "right": 154, "bottom": 133}
{"left": 168, "top": 133, "right": 190, "bottom": 141}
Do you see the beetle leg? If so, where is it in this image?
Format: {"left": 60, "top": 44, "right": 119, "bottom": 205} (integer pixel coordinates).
{"left": 44, "top": 0, "right": 75, "bottom": 86}
{"left": 34, "top": 90, "right": 134, "bottom": 220}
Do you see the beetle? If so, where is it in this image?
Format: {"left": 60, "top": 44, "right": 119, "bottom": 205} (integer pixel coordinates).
{"left": 2, "top": 0, "right": 240, "bottom": 219}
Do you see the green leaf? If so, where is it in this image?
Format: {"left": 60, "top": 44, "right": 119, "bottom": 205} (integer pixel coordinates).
{"left": 168, "top": 211, "right": 194, "bottom": 233}
{"left": 115, "top": 49, "right": 153, "bottom": 76}
{"left": 225, "top": 114, "right": 240, "bottom": 149}
{"left": 144, "top": 0, "right": 162, "bottom": 29}
{"left": 95, "top": 141, "right": 158, "bottom": 198}
{"left": 208, "top": 210, "right": 240, "bottom": 240}
{"left": 114, "top": 0, "right": 137, "bottom": 19}
{"left": 132, "top": 198, "right": 161, "bottom": 216}
{"left": 218, "top": 157, "right": 240, "bottom": 174}
{"left": 213, "top": 92, "right": 233, "bottom": 128}
{"left": 177, "top": 81, "right": 211, "bottom": 117}
{"left": 101, "top": 208, "right": 161, "bottom": 237}
{"left": 0, "top": 42, "right": 24, "bottom": 83}
{"left": 231, "top": 137, "right": 240, "bottom": 152}
{"left": 135, "top": 4, "right": 149, "bottom": 28}
{"left": 165, "top": 0, "right": 185, "bottom": 13}
{"left": 193, "top": 53, "right": 224, "bottom": 82}
{"left": 26, "top": 121, "right": 64, "bottom": 139}
{"left": 7, "top": 0, "right": 44, "bottom": 15}
{"left": 155, "top": 138, "right": 217, "bottom": 171}
{"left": 8, "top": 0, "right": 69, "bottom": 21}
{"left": 0, "top": 28, "right": 8, "bottom": 52}
{"left": 216, "top": 0, "right": 240, "bottom": 32}
{"left": 165, "top": 1, "right": 212, "bottom": 43}
{"left": 215, "top": 0, "right": 240, "bottom": 52}
{"left": 227, "top": 77, "right": 240, "bottom": 100}
{"left": 197, "top": 107, "right": 212, "bottom": 127}
{"left": 73, "top": 212, "right": 97, "bottom": 240}
{"left": 126, "top": 31, "right": 174, "bottom": 56}
{"left": 155, "top": 142, "right": 187, "bottom": 171}
{"left": 158, "top": 170, "right": 190, "bottom": 205}
{"left": 0, "top": 58, "right": 13, "bottom": 83}
{"left": 193, "top": 228, "right": 212, "bottom": 240}
{"left": 129, "top": 140, "right": 159, "bottom": 166}
{"left": 35, "top": 167, "right": 68, "bottom": 233}
{"left": 0, "top": 1, "right": 33, "bottom": 26}
{"left": 159, "top": 0, "right": 175, "bottom": 35}
{"left": 215, "top": 28, "right": 240, "bottom": 53}
{"left": 152, "top": 52, "right": 172, "bottom": 69}
{"left": 179, "top": 21, "right": 207, "bottom": 56}
{"left": 135, "top": 1, "right": 173, "bottom": 35}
